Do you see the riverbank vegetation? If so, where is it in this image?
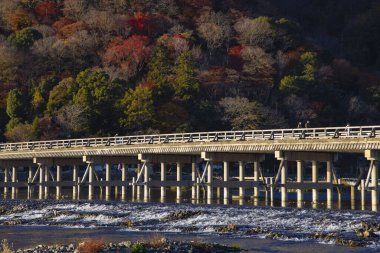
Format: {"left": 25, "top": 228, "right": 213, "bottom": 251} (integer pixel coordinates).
{"left": 1, "top": 0, "right": 380, "bottom": 141}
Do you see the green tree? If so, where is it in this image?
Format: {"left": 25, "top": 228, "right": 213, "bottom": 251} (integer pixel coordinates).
{"left": 6, "top": 89, "right": 27, "bottom": 120}
{"left": 119, "top": 84, "right": 154, "bottom": 132}
{"left": 147, "top": 46, "right": 172, "bottom": 100}
{"left": 173, "top": 51, "right": 199, "bottom": 102}
{"left": 72, "top": 69, "right": 122, "bottom": 134}
{"left": 7, "top": 27, "right": 42, "bottom": 48}
{"left": 279, "top": 51, "right": 318, "bottom": 94}
{"left": 46, "top": 77, "right": 77, "bottom": 115}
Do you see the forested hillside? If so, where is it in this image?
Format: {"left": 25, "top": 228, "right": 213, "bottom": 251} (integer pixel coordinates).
{"left": 1, "top": 0, "right": 380, "bottom": 142}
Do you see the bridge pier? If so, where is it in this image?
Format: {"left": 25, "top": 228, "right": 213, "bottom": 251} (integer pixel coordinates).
{"left": 161, "top": 162, "right": 166, "bottom": 200}
{"left": 39, "top": 165, "right": 44, "bottom": 199}
{"left": 223, "top": 161, "right": 229, "bottom": 200}
{"left": 4, "top": 167, "right": 9, "bottom": 197}
{"left": 326, "top": 160, "right": 333, "bottom": 208}
{"left": 365, "top": 150, "right": 379, "bottom": 211}
{"left": 296, "top": 160, "right": 304, "bottom": 207}
{"left": 312, "top": 161, "right": 318, "bottom": 203}
{"left": 176, "top": 162, "right": 182, "bottom": 200}
{"left": 11, "top": 166, "right": 17, "bottom": 199}
{"left": 239, "top": 161, "right": 245, "bottom": 198}
{"left": 121, "top": 163, "right": 127, "bottom": 200}
{"left": 191, "top": 162, "right": 196, "bottom": 200}
{"left": 73, "top": 165, "right": 78, "bottom": 199}
{"left": 56, "top": 165, "right": 61, "bottom": 199}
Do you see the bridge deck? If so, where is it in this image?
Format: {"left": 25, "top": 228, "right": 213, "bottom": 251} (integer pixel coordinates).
{"left": 0, "top": 126, "right": 379, "bottom": 159}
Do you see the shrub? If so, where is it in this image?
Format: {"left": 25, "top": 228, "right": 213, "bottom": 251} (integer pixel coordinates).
{"left": 131, "top": 242, "right": 145, "bottom": 253}
{"left": 77, "top": 238, "right": 104, "bottom": 253}
{"left": 0, "top": 239, "right": 13, "bottom": 253}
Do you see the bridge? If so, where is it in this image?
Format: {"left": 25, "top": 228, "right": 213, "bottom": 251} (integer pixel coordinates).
{"left": 0, "top": 125, "right": 379, "bottom": 211}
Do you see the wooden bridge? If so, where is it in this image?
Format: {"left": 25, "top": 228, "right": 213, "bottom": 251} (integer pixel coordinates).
{"left": 0, "top": 125, "right": 379, "bottom": 210}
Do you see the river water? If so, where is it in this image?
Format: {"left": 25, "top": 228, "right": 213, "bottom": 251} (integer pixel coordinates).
{"left": 1, "top": 187, "right": 380, "bottom": 252}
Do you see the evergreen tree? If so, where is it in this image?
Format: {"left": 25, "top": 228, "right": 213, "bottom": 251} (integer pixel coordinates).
{"left": 147, "top": 46, "right": 172, "bottom": 100}
{"left": 173, "top": 51, "right": 199, "bottom": 102}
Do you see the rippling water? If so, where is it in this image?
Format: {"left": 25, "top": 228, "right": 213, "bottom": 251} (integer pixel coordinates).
{"left": 1, "top": 199, "right": 380, "bottom": 250}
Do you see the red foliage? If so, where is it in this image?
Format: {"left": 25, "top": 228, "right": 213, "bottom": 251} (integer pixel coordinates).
{"left": 52, "top": 17, "right": 75, "bottom": 33}
{"left": 103, "top": 35, "right": 150, "bottom": 76}
{"left": 128, "top": 12, "right": 168, "bottom": 37}
{"left": 34, "top": 1, "right": 61, "bottom": 20}
{"left": 103, "top": 35, "right": 150, "bottom": 66}
{"left": 228, "top": 45, "right": 243, "bottom": 70}
{"left": 128, "top": 12, "right": 146, "bottom": 29}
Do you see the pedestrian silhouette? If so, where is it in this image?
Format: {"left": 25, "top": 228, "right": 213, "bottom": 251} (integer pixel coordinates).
{"left": 297, "top": 122, "right": 302, "bottom": 128}
{"left": 305, "top": 121, "right": 310, "bottom": 128}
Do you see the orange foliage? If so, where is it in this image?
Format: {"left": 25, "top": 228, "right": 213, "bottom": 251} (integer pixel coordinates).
{"left": 57, "top": 21, "right": 87, "bottom": 38}
{"left": 52, "top": 17, "right": 75, "bottom": 33}
{"left": 77, "top": 238, "right": 104, "bottom": 253}
{"left": 139, "top": 80, "right": 155, "bottom": 90}
{"left": 9, "top": 9, "right": 33, "bottom": 31}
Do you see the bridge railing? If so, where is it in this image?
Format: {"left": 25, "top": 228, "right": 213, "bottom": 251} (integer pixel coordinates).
{"left": 0, "top": 125, "right": 379, "bottom": 152}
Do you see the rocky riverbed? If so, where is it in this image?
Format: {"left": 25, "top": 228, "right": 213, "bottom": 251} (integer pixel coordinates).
{"left": 0, "top": 199, "right": 380, "bottom": 250}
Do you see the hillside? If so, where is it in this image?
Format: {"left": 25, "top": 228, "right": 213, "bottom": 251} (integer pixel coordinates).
{"left": 0, "top": 0, "right": 380, "bottom": 142}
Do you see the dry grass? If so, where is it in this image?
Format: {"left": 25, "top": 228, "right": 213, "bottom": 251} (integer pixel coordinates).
{"left": 190, "top": 238, "right": 213, "bottom": 253}
{"left": 77, "top": 238, "right": 105, "bottom": 253}
{"left": 0, "top": 239, "right": 13, "bottom": 253}
{"left": 143, "top": 233, "right": 168, "bottom": 248}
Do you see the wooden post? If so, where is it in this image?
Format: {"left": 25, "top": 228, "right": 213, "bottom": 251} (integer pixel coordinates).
{"left": 207, "top": 162, "right": 213, "bottom": 201}
{"left": 297, "top": 161, "right": 303, "bottom": 202}
{"left": 44, "top": 166, "right": 49, "bottom": 199}
{"left": 28, "top": 167, "right": 33, "bottom": 198}
{"left": 144, "top": 163, "right": 149, "bottom": 200}
{"left": 4, "top": 167, "right": 8, "bottom": 196}
{"left": 361, "top": 179, "right": 365, "bottom": 209}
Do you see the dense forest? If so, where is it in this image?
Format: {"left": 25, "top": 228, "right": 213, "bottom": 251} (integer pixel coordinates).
{"left": 0, "top": 0, "right": 380, "bottom": 142}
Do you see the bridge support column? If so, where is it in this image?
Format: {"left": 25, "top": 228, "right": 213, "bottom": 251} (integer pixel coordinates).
{"left": 281, "top": 161, "right": 288, "bottom": 206}
{"left": 364, "top": 150, "right": 379, "bottom": 211}
{"left": 28, "top": 167, "right": 33, "bottom": 199}
{"left": 39, "top": 165, "right": 44, "bottom": 199}
{"left": 239, "top": 161, "right": 245, "bottom": 198}
{"left": 4, "top": 167, "right": 9, "bottom": 197}
{"left": 312, "top": 161, "right": 318, "bottom": 203}
{"left": 371, "top": 161, "right": 378, "bottom": 211}
{"left": 361, "top": 179, "right": 365, "bottom": 209}
{"left": 105, "top": 163, "right": 111, "bottom": 199}
{"left": 177, "top": 162, "right": 182, "bottom": 200}
{"left": 297, "top": 161, "right": 304, "bottom": 207}
{"left": 223, "top": 161, "right": 229, "bottom": 200}
{"left": 121, "top": 163, "right": 126, "bottom": 200}
{"left": 88, "top": 164, "right": 94, "bottom": 200}
{"left": 44, "top": 166, "right": 49, "bottom": 199}
{"left": 144, "top": 163, "right": 150, "bottom": 201}
{"left": 207, "top": 162, "right": 213, "bottom": 202}
{"left": 161, "top": 163, "right": 166, "bottom": 199}
{"left": 253, "top": 161, "right": 258, "bottom": 198}
{"left": 56, "top": 165, "right": 61, "bottom": 199}
{"left": 11, "top": 166, "right": 17, "bottom": 199}
{"left": 136, "top": 164, "right": 141, "bottom": 200}
{"left": 73, "top": 165, "right": 78, "bottom": 199}
{"left": 326, "top": 160, "right": 333, "bottom": 208}
{"left": 191, "top": 163, "right": 196, "bottom": 199}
